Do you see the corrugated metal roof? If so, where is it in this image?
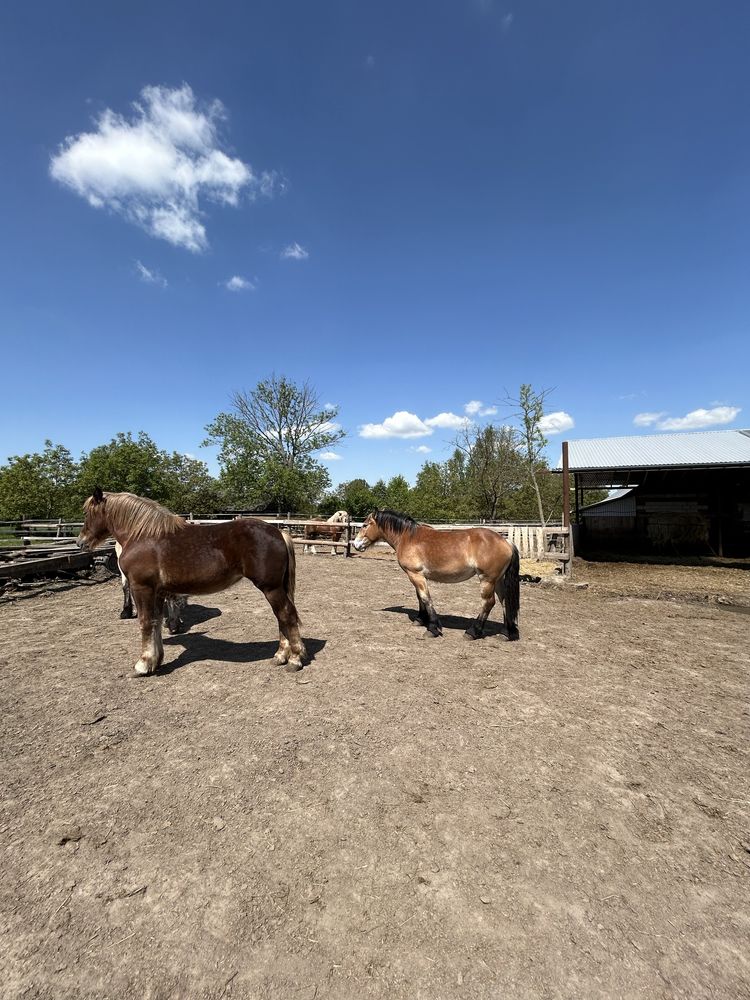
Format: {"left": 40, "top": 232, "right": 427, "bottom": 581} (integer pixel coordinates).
{"left": 559, "top": 428, "right": 750, "bottom": 471}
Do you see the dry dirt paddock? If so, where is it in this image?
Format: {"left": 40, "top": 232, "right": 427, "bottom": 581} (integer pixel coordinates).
{"left": 0, "top": 553, "right": 748, "bottom": 1000}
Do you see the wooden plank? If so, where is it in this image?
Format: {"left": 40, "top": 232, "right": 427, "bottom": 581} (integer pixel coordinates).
{"left": 0, "top": 551, "right": 95, "bottom": 580}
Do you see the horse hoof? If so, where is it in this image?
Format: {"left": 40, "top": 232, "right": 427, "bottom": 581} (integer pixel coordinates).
{"left": 464, "top": 629, "right": 478, "bottom": 641}
{"left": 134, "top": 659, "right": 151, "bottom": 675}
{"left": 285, "top": 660, "right": 303, "bottom": 672}
{"left": 272, "top": 653, "right": 288, "bottom": 666}
{"left": 506, "top": 628, "right": 520, "bottom": 642}
{"left": 120, "top": 610, "right": 134, "bottom": 620}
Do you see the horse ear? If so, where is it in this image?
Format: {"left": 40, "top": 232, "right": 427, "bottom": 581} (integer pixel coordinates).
{"left": 92, "top": 486, "right": 104, "bottom": 504}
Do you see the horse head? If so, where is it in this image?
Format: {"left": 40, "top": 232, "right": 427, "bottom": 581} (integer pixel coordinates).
{"left": 352, "top": 512, "right": 381, "bottom": 551}
{"left": 78, "top": 486, "right": 110, "bottom": 550}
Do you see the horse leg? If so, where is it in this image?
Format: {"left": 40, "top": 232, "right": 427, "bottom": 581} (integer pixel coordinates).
{"left": 405, "top": 571, "right": 442, "bottom": 637}
{"left": 262, "top": 586, "right": 307, "bottom": 670}
{"left": 464, "top": 577, "right": 496, "bottom": 640}
{"left": 410, "top": 594, "right": 429, "bottom": 627}
{"left": 132, "top": 585, "right": 165, "bottom": 675}
{"left": 120, "top": 572, "right": 135, "bottom": 619}
{"left": 164, "top": 594, "right": 186, "bottom": 635}
{"left": 273, "top": 631, "right": 292, "bottom": 665}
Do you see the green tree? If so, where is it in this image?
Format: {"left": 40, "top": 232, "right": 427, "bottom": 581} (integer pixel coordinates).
{"left": 77, "top": 432, "right": 170, "bottom": 500}
{"left": 505, "top": 384, "right": 552, "bottom": 524}
{"left": 338, "top": 479, "right": 377, "bottom": 517}
{"left": 383, "top": 474, "right": 411, "bottom": 512}
{"left": 411, "top": 462, "right": 454, "bottom": 520}
{"left": 204, "top": 375, "right": 342, "bottom": 512}
{"left": 457, "top": 424, "right": 524, "bottom": 520}
{"left": 0, "top": 441, "right": 79, "bottom": 519}
{"left": 77, "top": 432, "right": 222, "bottom": 514}
{"left": 161, "top": 453, "right": 223, "bottom": 514}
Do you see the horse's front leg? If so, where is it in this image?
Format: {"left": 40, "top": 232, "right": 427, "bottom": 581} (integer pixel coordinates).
{"left": 120, "top": 577, "right": 135, "bottom": 619}
{"left": 132, "top": 585, "right": 165, "bottom": 675}
{"left": 410, "top": 594, "right": 429, "bottom": 627}
{"left": 465, "top": 577, "right": 496, "bottom": 640}
{"left": 405, "top": 571, "right": 442, "bottom": 637}
{"left": 273, "top": 631, "right": 292, "bottom": 666}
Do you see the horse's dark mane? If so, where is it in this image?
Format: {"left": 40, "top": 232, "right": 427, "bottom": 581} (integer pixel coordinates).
{"left": 374, "top": 509, "right": 420, "bottom": 536}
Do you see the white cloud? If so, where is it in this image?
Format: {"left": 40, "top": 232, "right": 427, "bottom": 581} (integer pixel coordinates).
{"left": 320, "top": 451, "right": 342, "bottom": 461}
{"left": 539, "top": 411, "right": 575, "bottom": 435}
{"left": 657, "top": 406, "right": 741, "bottom": 431}
{"left": 501, "top": 12, "right": 514, "bottom": 32}
{"left": 413, "top": 445, "right": 431, "bottom": 454}
{"left": 425, "top": 412, "right": 472, "bottom": 431}
{"left": 633, "top": 411, "right": 666, "bottom": 428}
{"left": 360, "top": 409, "right": 476, "bottom": 439}
{"left": 135, "top": 259, "right": 166, "bottom": 287}
{"left": 360, "top": 411, "right": 432, "bottom": 439}
{"left": 224, "top": 275, "right": 256, "bottom": 292}
{"left": 281, "top": 242, "right": 309, "bottom": 260}
{"left": 365, "top": 54, "right": 375, "bottom": 70}
{"left": 50, "top": 84, "right": 274, "bottom": 252}
{"left": 464, "top": 400, "right": 498, "bottom": 417}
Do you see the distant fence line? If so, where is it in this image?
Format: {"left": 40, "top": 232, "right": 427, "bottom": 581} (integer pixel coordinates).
{"left": 1, "top": 514, "right": 570, "bottom": 570}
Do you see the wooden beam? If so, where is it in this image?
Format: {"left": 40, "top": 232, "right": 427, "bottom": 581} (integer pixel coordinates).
{"left": 0, "top": 551, "right": 95, "bottom": 581}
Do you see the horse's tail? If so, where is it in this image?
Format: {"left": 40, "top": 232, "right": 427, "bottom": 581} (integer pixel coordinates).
{"left": 497, "top": 541, "right": 520, "bottom": 640}
{"left": 281, "top": 530, "right": 300, "bottom": 622}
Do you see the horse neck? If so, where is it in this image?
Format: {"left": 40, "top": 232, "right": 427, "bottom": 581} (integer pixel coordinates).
{"left": 103, "top": 501, "right": 133, "bottom": 545}
{"left": 377, "top": 523, "right": 406, "bottom": 549}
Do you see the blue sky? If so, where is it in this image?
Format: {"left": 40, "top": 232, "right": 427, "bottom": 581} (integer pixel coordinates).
{"left": 1, "top": 0, "right": 748, "bottom": 485}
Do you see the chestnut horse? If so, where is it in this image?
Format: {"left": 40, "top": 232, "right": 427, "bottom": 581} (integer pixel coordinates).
{"left": 114, "top": 540, "right": 186, "bottom": 635}
{"left": 303, "top": 510, "right": 348, "bottom": 555}
{"left": 353, "top": 510, "right": 520, "bottom": 641}
{"left": 78, "top": 488, "right": 306, "bottom": 674}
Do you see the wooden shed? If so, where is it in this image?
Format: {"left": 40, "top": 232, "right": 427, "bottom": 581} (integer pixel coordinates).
{"left": 559, "top": 429, "right": 750, "bottom": 557}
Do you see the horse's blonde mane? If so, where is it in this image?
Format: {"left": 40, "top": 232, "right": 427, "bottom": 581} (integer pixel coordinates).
{"left": 86, "top": 492, "right": 187, "bottom": 541}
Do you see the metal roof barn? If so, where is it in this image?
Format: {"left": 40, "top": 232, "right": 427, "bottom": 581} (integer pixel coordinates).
{"left": 556, "top": 429, "right": 750, "bottom": 557}
{"left": 561, "top": 428, "right": 750, "bottom": 472}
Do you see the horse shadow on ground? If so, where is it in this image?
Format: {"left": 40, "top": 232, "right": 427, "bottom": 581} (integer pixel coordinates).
{"left": 383, "top": 605, "right": 512, "bottom": 639}
{"left": 180, "top": 603, "right": 223, "bottom": 629}
{"left": 160, "top": 626, "right": 326, "bottom": 675}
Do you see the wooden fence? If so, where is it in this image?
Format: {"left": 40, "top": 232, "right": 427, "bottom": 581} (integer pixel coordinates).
{"left": 0, "top": 516, "right": 572, "bottom": 581}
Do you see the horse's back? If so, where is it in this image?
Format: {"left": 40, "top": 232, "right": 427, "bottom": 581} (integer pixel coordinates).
{"left": 120, "top": 517, "right": 289, "bottom": 594}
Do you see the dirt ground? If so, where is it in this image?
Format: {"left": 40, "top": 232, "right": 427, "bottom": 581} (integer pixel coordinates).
{"left": 0, "top": 553, "right": 748, "bottom": 1000}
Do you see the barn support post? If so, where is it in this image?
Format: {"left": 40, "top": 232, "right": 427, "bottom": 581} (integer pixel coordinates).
{"left": 562, "top": 441, "right": 572, "bottom": 578}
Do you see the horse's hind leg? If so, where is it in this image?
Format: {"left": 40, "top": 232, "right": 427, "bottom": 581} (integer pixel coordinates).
{"left": 405, "top": 571, "right": 442, "bottom": 637}
{"left": 132, "top": 586, "right": 165, "bottom": 675}
{"left": 465, "top": 577, "right": 496, "bottom": 640}
{"left": 262, "top": 586, "right": 307, "bottom": 670}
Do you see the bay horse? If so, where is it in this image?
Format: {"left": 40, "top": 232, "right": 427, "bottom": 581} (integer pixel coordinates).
{"left": 353, "top": 510, "right": 520, "bottom": 641}
{"left": 78, "top": 488, "right": 306, "bottom": 674}
{"left": 303, "top": 510, "right": 348, "bottom": 555}
{"left": 114, "top": 540, "right": 187, "bottom": 635}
